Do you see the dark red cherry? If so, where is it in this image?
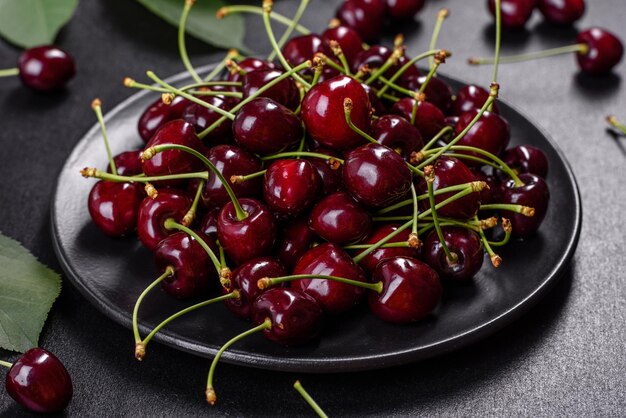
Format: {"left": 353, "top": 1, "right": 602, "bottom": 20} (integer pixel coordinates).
{"left": 406, "top": 75, "right": 454, "bottom": 115}
{"left": 227, "top": 57, "right": 275, "bottom": 83}
{"left": 392, "top": 98, "right": 446, "bottom": 140}
{"left": 301, "top": 75, "right": 371, "bottom": 150}
{"left": 451, "top": 85, "right": 500, "bottom": 116}
{"left": 305, "top": 147, "right": 344, "bottom": 196}
{"left": 275, "top": 218, "right": 316, "bottom": 271}
{"left": 472, "top": 169, "right": 499, "bottom": 204}
{"left": 488, "top": 0, "right": 537, "bottom": 29}
{"left": 372, "top": 114, "right": 424, "bottom": 161}
{"left": 576, "top": 28, "right": 624, "bottom": 75}
{"left": 361, "top": 82, "right": 388, "bottom": 116}
{"left": 182, "top": 95, "right": 234, "bottom": 144}
{"left": 343, "top": 143, "right": 413, "bottom": 208}
{"left": 225, "top": 257, "right": 287, "bottom": 319}
{"left": 335, "top": 0, "right": 387, "bottom": 43}
{"left": 351, "top": 46, "right": 420, "bottom": 88}
{"left": 282, "top": 34, "right": 333, "bottom": 71}
{"left": 386, "top": 0, "right": 425, "bottom": 20}
{"left": 321, "top": 25, "right": 364, "bottom": 64}
{"left": 454, "top": 110, "right": 511, "bottom": 163}
{"left": 242, "top": 69, "right": 300, "bottom": 111}
{"left": 109, "top": 150, "right": 143, "bottom": 176}
{"left": 499, "top": 173, "right": 550, "bottom": 237}
{"left": 355, "top": 224, "right": 420, "bottom": 274}
{"left": 138, "top": 96, "right": 191, "bottom": 143}
{"left": 423, "top": 227, "right": 484, "bottom": 281}
{"left": 251, "top": 288, "right": 323, "bottom": 345}
{"left": 5, "top": 348, "right": 73, "bottom": 413}
{"left": 232, "top": 97, "right": 303, "bottom": 155}
{"left": 88, "top": 181, "right": 144, "bottom": 237}
{"left": 309, "top": 191, "right": 371, "bottom": 244}
{"left": 417, "top": 156, "right": 481, "bottom": 219}
{"left": 142, "top": 120, "right": 207, "bottom": 186}
{"left": 155, "top": 231, "right": 216, "bottom": 298}
{"left": 204, "top": 145, "right": 263, "bottom": 208}
{"left": 217, "top": 198, "right": 277, "bottom": 265}
{"left": 293, "top": 243, "right": 368, "bottom": 313}
{"left": 137, "top": 189, "right": 191, "bottom": 251}
{"left": 369, "top": 256, "right": 441, "bottom": 323}
{"left": 198, "top": 208, "right": 220, "bottom": 241}
{"left": 263, "top": 159, "right": 321, "bottom": 217}
{"left": 537, "top": 0, "right": 584, "bottom": 25}
{"left": 501, "top": 144, "right": 549, "bottom": 179}
{"left": 17, "top": 46, "right": 75, "bottom": 91}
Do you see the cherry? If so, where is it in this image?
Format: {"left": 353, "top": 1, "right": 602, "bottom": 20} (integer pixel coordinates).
{"left": 301, "top": 75, "right": 371, "bottom": 150}
{"left": 392, "top": 98, "right": 446, "bottom": 140}
{"left": 305, "top": 147, "right": 344, "bottom": 196}
{"left": 454, "top": 109, "right": 511, "bottom": 162}
{"left": 351, "top": 46, "right": 420, "bottom": 88}
{"left": 263, "top": 159, "right": 321, "bottom": 217}
{"left": 321, "top": 24, "right": 364, "bottom": 64}
{"left": 155, "top": 231, "right": 217, "bottom": 298}
{"left": 251, "top": 288, "right": 324, "bottom": 345}
{"left": 355, "top": 223, "right": 420, "bottom": 274}
{"left": 87, "top": 181, "right": 144, "bottom": 237}
{"left": 371, "top": 114, "right": 424, "bottom": 161}
{"left": 242, "top": 69, "right": 300, "bottom": 111}
{"left": 369, "top": 256, "right": 442, "bottom": 323}
{"left": 488, "top": 0, "right": 537, "bottom": 29}
{"left": 499, "top": 173, "right": 550, "bottom": 237}
{"left": 451, "top": 85, "right": 500, "bottom": 117}
{"left": 217, "top": 198, "right": 277, "bottom": 265}
{"left": 292, "top": 243, "right": 368, "bottom": 313}
{"left": 576, "top": 28, "right": 624, "bottom": 75}
{"left": 342, "top": 143, "right": 413, "bottom": 208}
{"left": 227, "top": 57, "right": 275, "bottom": 83}
{"left": 4, "top": 348, "right": 72, "bottom": 413}
{"left": 472, "top": 169, "right": 499, "bottom": 204}
{"left": 275, "top": 218, "right": 316, "bottom": 271}
{"left": 142, "top": 120, "right": 207, "bottom": 185}
{"left": 309, "top": 191, "right": 372, "bottom": 245}
{"left": 406, "top": 75, "right": 454, "bottom": 115}
{"left": 110, "top": 150, "right": 143, "bottom": 176}
{"left": 423, "top": 227, "right": 485, "bottom": 281}
{"left": 16, "top": 46, "right": 75, "bottom": 91}
{"left": 198, "top": 208, "right": 220, "bottom": 240}
{"left": 138, "top": 96, "right": 191, "bottom": 143}
{"left": 500, "top": 144, "right": 549, "bottom": 179}
{"left": 204, "top": 145, "right": 263, "bottom": 208}
{"left": 182, "top": 95, "right": 234, "bottom": 144}
{"left": 282, "top": 34, "right": 333, "bottom": 72}
{"left": 335, "top": 0, "right": 387, "bottom": 43}
{"left": 386, "top": 0, "right": 426, "bottom": 21}
{"left": 224, "top": 257, "right": 287, "bottom": 319}
{"left": 137, "top": 189, "right": 191, "bottom": 251}
{"left": 537, "top": 0, "right": 584, "bottom": 25}
{"left": 232, "top": 97, "right": 303, "bottom": 155}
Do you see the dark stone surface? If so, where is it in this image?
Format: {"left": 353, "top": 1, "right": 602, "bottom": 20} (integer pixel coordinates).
{"left": 0, "top": 0, "right": 624, "bottom": 416}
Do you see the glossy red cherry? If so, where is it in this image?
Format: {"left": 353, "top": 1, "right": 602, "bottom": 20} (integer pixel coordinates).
{"left": 576, "top": 28, "right": 624, "bottom": 75}
{"left": 386, "top": 0, "right": 425, "bottom": 20}
{"left": 87, "top": 181, "right": 144, "bottom": 237}
{"left": 499, "top": 173, "right": 550, "bottom": 237}
{"left": 155, "top": 231, "right": 216, "bottom": 298}
{"left": 182, "top": 95, "right": 234, "bottom": 144}
{"left": 392, "top": 98, "right": 446, "bottom": 140}
{"left": 227, "top": 57, "right": 275, "bottom": 83}
{"left": 488, "top": 0, "right": 537, "bottom": 29}
{"left": 537, "top": 0, "right": 584, "bottom": 25}
{"left": 138, "top": 96, "right": 191, "bottom": 143}
{"left": 369, "top": 256, "right": 441, "bottom": 323}
{"left": 301, "top": 75, "right": 371, "bottom": 150}
{"left": 309, "top": 191, "right": 371, "bottom": 244}
{"left": 321, "top": 25, "right": 364, "bottom": 64}
{"left": 263, "top": 159, "right": 321, "bottom": 217}
{"left": 451, "top": 85, "right": 500, "bottom": 116}
{"left": 372, "top": 115, "right": 424, "bottom": 161}
{"left": 217, "top": 198, "right": 277, "bottom": 265}
{"left": 137, "top": 189, "right": 191, "bottom": 251}
{"left": 5, "top": 348, "right": 73, "bottom": 413}
{"left": 242, "top": 69, "right": 300, "bottom": 111}
{"left": 335, "top": 0, "right": 387, "bottom": 43}
{"left": 282, "top": 34, "right": 333, "bottom": 72}
{"left": 423, "top": 227, "right": 485, "bottom": 281}
{"left": 501, "top": 144, "right": 549, "bottom": 179}
{"left": 454, "top": 109, "right": 511, "bottom": 162}
{"left": 343, "top": 143, "right": 413, "bottom": 208}
{"left": 406, "top": 75, "right": 454, "bottom": 115}
{"left": 110, "top": 150, "right": 143, "bottom": 176}
{"left": 251, "top": 288, "right": 323, "bottom": 345}
{"left": 275, "top": 218, "right": 316, "bottom": 271}
{"left": 225, "top": 257, "right": 287, "bottom": 319}
{"left": 293, "top": 243, "right": 368, "bottom": 313}
{"left": 355, "top": 224, "right": 420, "bottom": 274}
{"left": 17, "top": 46, "right": 75, "bottom": 91}
{"left": 232, "top": 97, "right": 302, "bottom": 155}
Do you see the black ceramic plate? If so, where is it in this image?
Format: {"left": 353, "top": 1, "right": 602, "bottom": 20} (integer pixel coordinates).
{"left": 51, "top": 65, "right": 581, "bottom": 373}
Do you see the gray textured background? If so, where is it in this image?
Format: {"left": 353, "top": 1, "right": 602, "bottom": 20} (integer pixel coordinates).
{"left": 0, "top": 0, "right": 625, "bottom": 416}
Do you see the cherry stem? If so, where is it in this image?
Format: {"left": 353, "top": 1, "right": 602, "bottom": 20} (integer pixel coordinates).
{"left": 204, "top": 49, "right": 241, "bottom": 82}
{"left": 164, "top": 218, "right": 223, "bottom": 276}
{"left": 429, "top": 9, "right": 450, "bottom": 70}
{"left": 258, "top": 274, "right": 383, "bottom": 293}
{"left": 294, "top": 380, "right": 329, "bottom": 418}
{"left": 411, "top": 183, "right": 419, "bottom": 235}
{"left": 411, "top": 58, "right": 442, "bottom": 125}
{"left": 376, "top": 49, "right": 443, "bottom": 97}
{"left": 124, "top": 78, "right": 241, "bottom": 93}
{"left": 420, "top": 125, "right": 454, "bottom": 153}
{"left": 376, "top": 76, "right": 416, "bottom": 97}
{"left": 607, "top": 115, "right": 626, "bottom": 135}
{"left": 178, "top": 0, "right": 202, "bottom": 84}
{"left": 137, "top": 291, "right": 240, "bottom": 360}
{"left": 145, "top": 144, "right": 248, "bottom": 221}
{"left": 231, "top": 169, "right": 266, "bottom": 185}
{"left": 468, "top": 44, "right": 588, "bottom": 66}
{"left": 268, "top": 0, "right": 310, "bottom": 61}
{"left": 146, "top": 71, "right": 235, "bottom": 120}
{"left": 343, "top": 242, "right": 410, "bottom": 250}
{"left": 364, "top": 46, "right": 403, "bottom": 85}
{"left": 330, "top": 41, "right": 351, "bottom": 75}
{"left": 426, "top": 166, "right": 458, "bottom": 264}
{"left": 0, "top": 360, "right": 13, "bottom": 368}
{"left": 133, "top": 266, "right": 174, "bottom": 346}
{"left": 217, "top": 5, "right": 311, "bottom": 35}
{"left": 475, "top": 216, "right": 501, "bottom": 267}
{"left": 352, "top": 220, "right": 412, "bottom": 264}
{"left": 371, "top": 217, "right": 483, "bottom": 231}
{"left": 91, "top": 99, "right": 117, "bottom": 176}
{"left": 183, "top": 180, "right": 205, "bottom": 226}
{"left": 262, "top": 0, "right": 311, "bottom": 89}
{"left": 343, "top": 98, "right": 378, "bottom": 144}
{"left": 0, "top": 68, "right": 19, "bottom": 77}
{"left": 80, "top": 167, "right": 208, "bottom": 183}
{"left": 479, "top": 203, "right": 535, "bottom": 216}
{"left": 315, "top": 53, "right": 346, "bottom": 74}
{"left": 376, "top": 181, "right": 485, "bottom": 214}
{"left": 491, "top": 0, "right": 502, "bottom": 93}
{"left": 260, "top": 151, "right": 344, "bottom": 165}
{"left": 206, "top": 318, "right": 272, "bottom": 405}
{"left": 198, "top": 60, "right": 312, "bottom": 139}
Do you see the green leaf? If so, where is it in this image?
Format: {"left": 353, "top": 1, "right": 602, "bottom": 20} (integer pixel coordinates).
{"left": 0, "top": 233, "right": 61, "bottom": 353}
{"left": 0, "top": 0, "right": 78, "bottom": 48}
{"left": 136, "top": 0, "right": 249, "bottom": 53}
